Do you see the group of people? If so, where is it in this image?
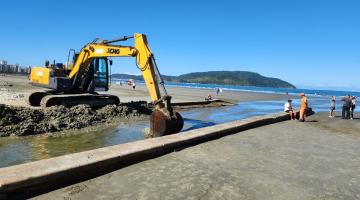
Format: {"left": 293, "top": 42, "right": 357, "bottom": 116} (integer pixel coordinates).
{"left": 329, "top": 95, "right": 356, "bottom": 119}
{"left": 284, "top": 93, "right": 357, "bottom": 121}
{"left": 284, "top": 93, "right": 308, "bottom": 122}
{"left": 215, "top": 87, "right": 223, "bottom": 96}
{"left": 205, "top": 87, "right": 224, "bottom": 101}
{"left": 127, "top": 79, "right": 136, "bottom": 90}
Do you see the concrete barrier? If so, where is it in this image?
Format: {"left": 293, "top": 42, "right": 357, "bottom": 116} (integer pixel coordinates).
{"left": 0, "top": 111, "right": 293, "bottom": 198}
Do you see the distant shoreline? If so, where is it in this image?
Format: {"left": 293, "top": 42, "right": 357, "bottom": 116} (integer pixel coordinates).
{"left": 111, "top": 71, "right": 296, "bottom": 89}
{"left": 112, "top": 78, "right": 360, "bottom": 98}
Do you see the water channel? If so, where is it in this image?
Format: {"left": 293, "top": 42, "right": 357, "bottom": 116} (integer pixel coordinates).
{"left": 0, "top": 98, "right": 331, "bottom": 168}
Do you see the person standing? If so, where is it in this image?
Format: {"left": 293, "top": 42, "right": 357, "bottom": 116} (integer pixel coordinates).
{"left": 299, "top": 93, "right": 308, "bottom": 122}
{"left": 329, "top": 96, "right": 336, "bottom": 118}
{"left": 350, "top": 96, "right": 356, "bottom": 120}
{"left": 342, "top": 95, "right": 352, "bottom": 119}
{"left": 216, "top": 88, "right": 220, "bottom": 96}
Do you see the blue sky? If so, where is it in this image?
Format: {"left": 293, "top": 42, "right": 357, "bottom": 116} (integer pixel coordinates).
{"left": 0, "top": 0, "right": 359, "bottom": 90}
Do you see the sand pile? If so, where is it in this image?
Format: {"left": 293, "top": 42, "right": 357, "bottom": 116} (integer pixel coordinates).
{"left": 0, "top": 101, "right": 152, "bottom": 137}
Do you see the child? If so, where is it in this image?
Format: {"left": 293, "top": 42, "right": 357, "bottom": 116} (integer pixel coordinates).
{"left": 205, "top": 94, "right": 213, "bottom": 101}
{"left": 329, "top": 96, "right": 335, "bottom": 118}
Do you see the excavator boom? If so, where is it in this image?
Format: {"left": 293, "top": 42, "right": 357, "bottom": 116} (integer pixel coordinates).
{"left": 66, "top": 34, "right": 162, "bottom": 102}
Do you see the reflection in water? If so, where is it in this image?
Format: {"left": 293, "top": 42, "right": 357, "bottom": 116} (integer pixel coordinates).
{"left": 0, "top": 97, "right": 331, "bottom": 168}
{"left": 182, "top": 118, "right": 217, "bottom": 131}
{"left": 27, "top": 126, "right": 118, "bottom": 161}
{"left": 0, "top": 122, "right": 147, "bottom": 167}
{"left": 29, "top": 137, "right": 51, "bottom": 160}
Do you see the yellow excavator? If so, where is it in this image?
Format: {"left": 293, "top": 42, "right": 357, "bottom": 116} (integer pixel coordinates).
{"left": 28, "top": 33, "right": 183, "bottom": 136}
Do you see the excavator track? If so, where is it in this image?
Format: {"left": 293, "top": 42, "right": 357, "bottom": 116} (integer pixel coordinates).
{"left": 39, "top": 93, "right": 120, "bottom": 108}
{"left": 28, "top": 91, "right": 52, "bottom": 106}
{"left": 28, "top": 92, "right": 120, "bottom": 108}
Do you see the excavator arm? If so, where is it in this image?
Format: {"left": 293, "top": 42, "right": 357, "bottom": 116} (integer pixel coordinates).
{"left": 68, "top": 33, "right": 163, "bottom": 102}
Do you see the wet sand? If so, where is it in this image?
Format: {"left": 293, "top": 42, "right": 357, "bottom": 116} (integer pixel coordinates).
{"left": 108, "top": 81, "right": 297, "bottom": 103}
{"left": 34, "top": 112, "right": 360, "bottom": 200}
{"left": 0, "top": 75, "right": 295, "bottom": 107}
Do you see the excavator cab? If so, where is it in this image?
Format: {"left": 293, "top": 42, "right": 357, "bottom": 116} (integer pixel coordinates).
{"left": 93, "top": 58, "right": 109, "bottom": 91}
{"left": 66, "top": 50, "right": 109, "bottom": 92}
{"left": 66, "top": 57, "right": 109, "bottom": 93}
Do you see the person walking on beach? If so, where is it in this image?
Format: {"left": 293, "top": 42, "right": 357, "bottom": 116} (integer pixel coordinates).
{"left": 329, "top": 96, "right": 336, "bottom": 118}
{"left": 216, "top": 88, "right": 220, "bottom": 96}
{"left": 284, "top": 99, "right": 296, "bottom": 120}
{"left": 299, "top": 93, "right": 308, "bottom": 122}
{"left": 350, "top": 96, "right": 356, "bottom": 120}
{"left": 341, "top": 95, "right": 352, "bottom": 119}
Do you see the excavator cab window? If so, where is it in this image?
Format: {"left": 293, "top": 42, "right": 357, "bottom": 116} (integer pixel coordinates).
{"left": 92, "top": 58, "right": 109, "bottom": 91}
{"left": 66, "top": 49, "right": 77, "bottom": 71}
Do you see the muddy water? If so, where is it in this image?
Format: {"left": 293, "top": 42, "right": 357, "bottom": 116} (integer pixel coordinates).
{"left": 0, "top": 121, "right": 148, "bottom": 167}
{"left": 0, "top": 100, "right": 290, "bottom": 168}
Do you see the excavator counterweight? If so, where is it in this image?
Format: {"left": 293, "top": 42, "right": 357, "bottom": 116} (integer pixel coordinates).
{"left": 28, "top": 33, "right": 183, "bottom": 136}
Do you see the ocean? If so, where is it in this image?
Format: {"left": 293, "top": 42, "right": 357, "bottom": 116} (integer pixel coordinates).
{"left": 113, "top": 79, "right": 360, "bottom": 98}
{"left": 162, "top": 81, "right": 360, "bottom": 98}
{"left": 112, "top": 79, "right": 359, "bottom": 114}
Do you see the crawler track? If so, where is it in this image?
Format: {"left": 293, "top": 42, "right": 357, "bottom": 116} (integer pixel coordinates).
{"left": 28, "top": 92, "right": 120, "bottom": 108}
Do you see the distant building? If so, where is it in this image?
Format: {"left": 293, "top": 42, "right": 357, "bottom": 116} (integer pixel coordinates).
{"left": 0, "top": 59, "right": 31, "bottom": 74}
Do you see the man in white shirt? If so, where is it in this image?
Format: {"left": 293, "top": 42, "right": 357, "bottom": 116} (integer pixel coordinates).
{"left": 284, "top": 99, "right": 296, "bottom": 120}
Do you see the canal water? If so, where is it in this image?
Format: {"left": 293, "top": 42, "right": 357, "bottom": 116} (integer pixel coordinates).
{"left": 0, "top": 97, "right": 333, "bottom": 168}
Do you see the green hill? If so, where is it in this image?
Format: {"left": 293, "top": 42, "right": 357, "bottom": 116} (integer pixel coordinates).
{"left": 111, "top": 71, "right": 296, "bottom": 89}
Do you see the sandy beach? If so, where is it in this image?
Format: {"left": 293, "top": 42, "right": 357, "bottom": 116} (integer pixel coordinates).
{"left": 0, "top": 75, "right": 296, "bottom": 107}
{"left": 34, "top": 112, "right": 360, "bottom": 200}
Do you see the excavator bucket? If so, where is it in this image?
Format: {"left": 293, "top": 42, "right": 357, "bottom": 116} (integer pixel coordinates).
{"left": 150, "top": 110, "right": 184, "bottom": 137}
{"left": 149, "top": 95, "right": 184, "bottom": 137}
